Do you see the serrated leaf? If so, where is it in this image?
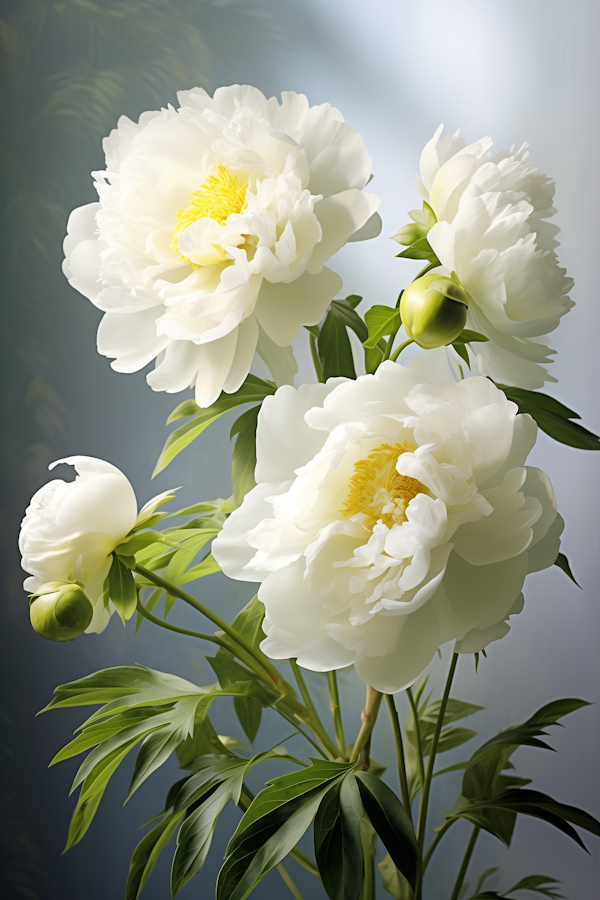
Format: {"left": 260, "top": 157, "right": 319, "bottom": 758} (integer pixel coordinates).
{"left": 125, "top": 811, "right": 186, "bottom": 900}
{"left": 554, "top": 552, "right": 581, "bottom": 588}
{"left": 230, "top": 405, "right": 259, "bottom": 509}
{"left": 155, "top": 376, "right": 276, "bottom": 475}
{"left": 108, "top": 554, "right": 138, "bottom": 622}
{"left": 355, "top": 772, "right": 420, "bottom": 889}
{"left": 363, "top": 305, "right": 401, "bottom": 348}
{"left": 497, "top": 385, "right": 600, "bottom": 451}
{"left": 314, "top": 777, "right": 364, "bottom": 900}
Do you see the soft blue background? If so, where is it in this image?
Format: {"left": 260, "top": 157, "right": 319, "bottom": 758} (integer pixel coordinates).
{"left": 1, "top": 1, "right": 598, "bottom": 897}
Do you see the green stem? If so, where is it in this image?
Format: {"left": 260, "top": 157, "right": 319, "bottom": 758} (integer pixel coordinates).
{"left": 422, "top": 819, "right": 454, "bottom": 871}
{"left": 449, "top": 826, "right": 480, "bottom": 900}
{"left": 135, "top": 564, "right": 338, "bottom": 759}
{"left": 327, "top": 671, "right": 346, "bottom": 757}
{"left": 382, "top": 330, "right": 398, "bottom": 362}
{"left": 276, "top": 863, "right": 305, "bottom": 900}
{"left": 309, "top": 331, "right": 324, "bottom": 383}
{"left": 406, "top": 687, "right": 426, "bottom": 796}
{"left": 385, "top": 694, "right": 412, "bottom": 822}
{"left": 350, "top": 686, "right": 383, "bottom": 763}
{"left": 291, "top": 661, "right": 326, "bottom": 735}
{"left": 134, "top": 563, "right": 280, "bottom": 682}
{"left": 415, "top": 260, "right": 438, "bottom": 280}
{"left": 390, "top": 338, "right": 415, "bottom": 362}
{"left": 417, "top": 654, "right": 458, "bottom": 852}
{"left": 135, "top": 599, "right": 222, "bottom": 645}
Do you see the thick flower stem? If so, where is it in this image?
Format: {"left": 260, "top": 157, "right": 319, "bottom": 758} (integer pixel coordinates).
{"left": 390, "top": 338, "right": 415, "bottom": 362}
{"left": 449, "top": 826, "right": 480, "bottom": 900}
{"left": 327, "top": 671, "right": 346, "bottom": 757}
{"left": 290, "top": 661, "right": 338, "bottom": 759}
{"left": 385, "top": 694, "right": 412, "bottom": 822}
{"left": 350, "top": 686, "right": 383, "bottom": 763}
{"left": 309, "top": 331, "right": 325, "bottom": 383}
{"left": 406, "top": 687, "right": 426, "bottom": 796}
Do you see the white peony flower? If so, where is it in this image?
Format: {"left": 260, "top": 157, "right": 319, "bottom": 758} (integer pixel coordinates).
{"left": 63, "top": 85, "right": 381, "bottom": 407}
{"left": 212, "top": 361, "right": 562, "bottom": 692}
{"left": 416, "top": 125, "right": 573, "bottom": 388}
{"left": 19, "top": 456, "right": 166, "bottom": 634}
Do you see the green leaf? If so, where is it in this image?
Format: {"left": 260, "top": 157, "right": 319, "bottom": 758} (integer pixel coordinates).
{"left": 167, "top": 498, "right": 229, "bottom": 526}
{"left": 554, "top": 552, "right": 581, "bottom": 588}
{"left": 318, "top": 306, "right": 357, "bottom": 380}
{"left": 452, "top": 341, "right": 470, "bottom": 368}
{"left": 228, "top": 760, "right": 355, "bottom": 846}
{"left": 451, "top": 788, "right": 600, "bottom": 851}
{"left": 108, "top": 554, "right": 138, "bottom": 622}
{"left": 378, "top": 853, "right": 411, "bottom": 900}
{"left": 230, "top": 595, "right": 266, "bottom": 651}
{"left": 421, "top": 699, "right": 484, "bottom": 726}
{"left": 396, "top": 237, "right": 440, "bottom": 264}
{"left": 154, "top": 375, "right": 276, "bottom": 475}
{"left": 453, "top": 329, "right": 489, "bottom": 344}
{"left": 497, "top": 385, "right": 600, "bottom": 451}
{"left": 354, "top": 772, "right": 420, "bottom": 889}
{"left": 507, "top": 875, "right": 565, "bottom": 899}
{"left": 176, "top": 716, "right": 233, "bottom": 768}
{"left": 234, "top": 696, "right": 262, "bottom": 743}
{"left": 230, "top": 405, "right": 260, "bottom": 509}
{"left": 330, "top": 297, "right": 368, "bottom": 342}
{"left": 126, "top": 697, "right": 200, "bottom": 800}
{"left": 172, "top": 777, "right": 242, "bottom": 896}
{"left": 363, "top": 305, "right": 401, "bottom": 349}
{"left": 125, "top": 811, "right": 186, "bottom": 900}
{"left": 365, "top": 342, "right": 385, "bottom": 374}
{"left": 314, "top": 777, "right": 365, "bottom": 900}
{"left": 41, "top": 665, "right": 207, "bottom": 717}
{"left": 436, "top": 727, "right": 478, "bottom": 754}
{"left": 65, "top": 738, "right": 140, "bottom": 850}
{"left": 171, "top": 757, "right": 245, "bottom": 813}
{"left": 178, "top": 551, "right": 221, "bottom": 585}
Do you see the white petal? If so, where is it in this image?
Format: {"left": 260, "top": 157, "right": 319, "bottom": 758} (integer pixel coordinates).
{"left": 254, "top": 268, "right": 342, "bottom": 346}
{"left": 307, "top": 191, "right": 380, "bottom": 274}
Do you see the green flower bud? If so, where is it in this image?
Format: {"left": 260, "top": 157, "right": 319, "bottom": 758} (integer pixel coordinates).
{"left": 400, "top": 274, "right": 469, "bottom": 349}
{"left": 29, "top": 582, "right": 93, "bottom": 642}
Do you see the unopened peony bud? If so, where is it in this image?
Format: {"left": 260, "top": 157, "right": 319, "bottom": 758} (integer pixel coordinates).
{"left": 400, "top": 274, "right": 469, "bottom": 349}
{"left": 29, "top": 582, "right": 93, "bottom": 642}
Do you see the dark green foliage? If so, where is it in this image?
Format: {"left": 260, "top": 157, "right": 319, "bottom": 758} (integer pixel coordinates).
{"left": 155, "top": 375, "right": 276, "bottom": 475}
{"left": 230, "top": 405, "right": 260, "bottom": 509}
{"left": 498, "top": 385, "right": 600, "bottom": 450}
{"left": 314, "top": 778, "right": 365, "bottom": 900}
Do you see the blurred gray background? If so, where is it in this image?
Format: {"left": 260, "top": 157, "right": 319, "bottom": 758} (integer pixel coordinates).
{"left": 1, "top": 1, "right": 598, "bottom": 897}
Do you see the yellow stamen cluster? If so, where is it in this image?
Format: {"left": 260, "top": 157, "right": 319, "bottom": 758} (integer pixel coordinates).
{"left": 342, "top": 442, "right": 429, "bottom": 529}
{"left": 171, "top": 165, "right": 248, "bottom": 256}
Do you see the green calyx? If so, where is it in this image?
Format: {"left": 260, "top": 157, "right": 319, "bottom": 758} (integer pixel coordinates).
{"left": 400, "top": 273, "right": 469, "bottom": 349}
{"left": 29, "top": 581, "right": 93, "bottom": 642}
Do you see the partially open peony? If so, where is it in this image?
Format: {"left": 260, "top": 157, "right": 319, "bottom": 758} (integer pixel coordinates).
{"left": 19, "top": 456, "right": 167, "bottom": 634}
{"left": 416, "top": 126, "right": 573, "bottom": 388}
{"left": 213, "top": 361, "right": 562, "bottom": 692}
{"left": 63, "top": 85, "right": 380, "bottom": 407}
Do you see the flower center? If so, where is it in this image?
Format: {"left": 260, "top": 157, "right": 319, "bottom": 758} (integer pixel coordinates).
{"left": 342, "top": 442, "right": 429, "bottom": 529}
{"left": 171, "top": 165, "right": 248, "bottom": 255}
